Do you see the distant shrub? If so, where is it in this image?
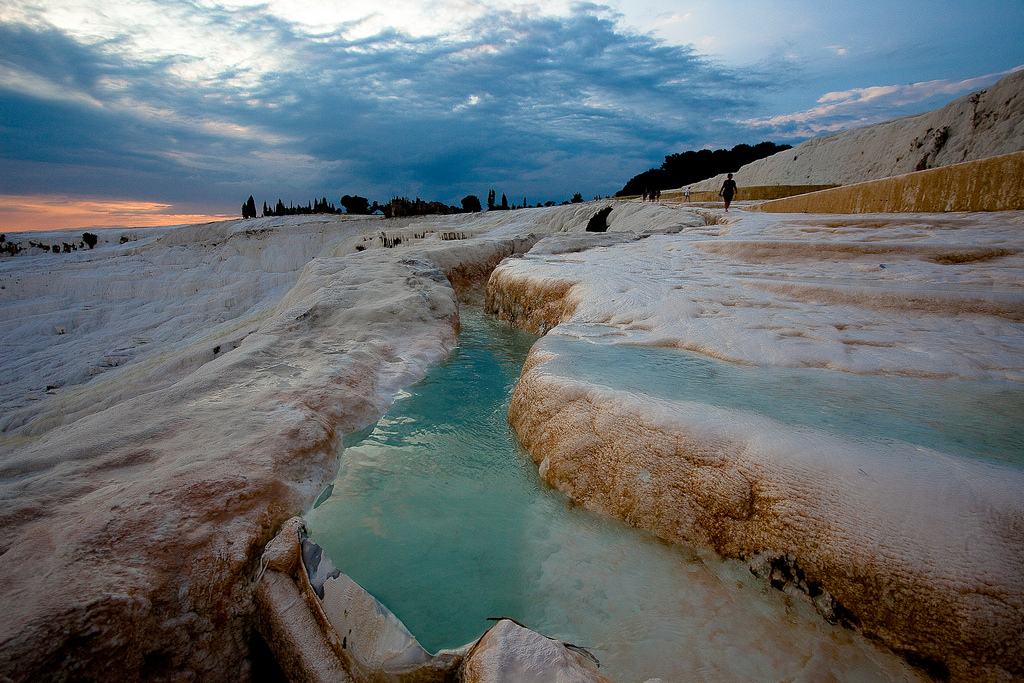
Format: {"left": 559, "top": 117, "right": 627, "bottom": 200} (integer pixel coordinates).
{"left": 462, "top": 195, "right": 482, "bottom": 213}
{"left": 382, "top": 197, "right": 461, "bottom": 219}
{"left": 341, "top": 195, "right": 371, "bottom": 214}
{"left": 82, "top": 233, "right": 98, "bottom": 249}
{"left": 571, "top": 193, "right": 583, "bottom": 203}
{"left": 0, "top": 234, "right": 21, "bottom": 256}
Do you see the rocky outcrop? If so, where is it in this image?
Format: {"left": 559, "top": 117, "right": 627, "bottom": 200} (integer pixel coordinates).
{"left": 255, "top": 518, "right": 615, "bottom": 683}
{"left": 689, "top": 69, "right": 1024, "bottom": 192}
{"left": 460, "top": 620, "right": 611, "bottom": 683}
{"left": 507, "top": 346, "right": 1024, "bottom": 682}
{"left": 487, "top": 208, "right": 1024, "bottom": 681}
{"left": 0, "top": 219, "right": 537, "bottom": 682}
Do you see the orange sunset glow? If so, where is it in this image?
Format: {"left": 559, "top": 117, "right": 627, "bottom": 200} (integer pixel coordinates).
{"left": 0, "top": 195, "right": 232, "bottom": 234}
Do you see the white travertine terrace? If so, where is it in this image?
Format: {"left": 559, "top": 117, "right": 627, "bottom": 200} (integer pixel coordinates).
{"left": 489, "top": 209, "right": 1024, "bottom": 681}
{"left": 491, "top": 212, "right": 1024, "bottom": 380}
{"left": 0, "top": 199, "right": 1021, "bottom": 681}
{"left": 0, "top": 204, "right": 690, "bottom": 680}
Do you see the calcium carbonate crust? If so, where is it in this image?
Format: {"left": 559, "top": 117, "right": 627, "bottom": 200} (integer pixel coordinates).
{"left": 508, "top": 347, "right": 1024, "bottom": 681}
{"left": 487, "top": 209, "right": 1024, "bottom": 681}
{"left": 0, "top": 215, "right": 545, "bottom": 682}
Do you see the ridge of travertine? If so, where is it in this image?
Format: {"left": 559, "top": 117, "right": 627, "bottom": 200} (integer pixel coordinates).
{"left": 0, "top": 204, "right": 689, "bottom": 681}
{"left": 508, "top": 359, "right": 1024, "bottom": 682}
{"left": 488, "top": 209, "right": 1024, "bottom": 682}
{"left": 688, "top": 69, "right": 1024, "bottom": 192}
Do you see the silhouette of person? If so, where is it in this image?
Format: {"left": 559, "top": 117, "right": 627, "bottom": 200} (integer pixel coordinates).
{"left": 684, "top": 187, "right": 690, "bottom": 202}
{"left": 721, "top": 173, "right": 737, "bottom": 212}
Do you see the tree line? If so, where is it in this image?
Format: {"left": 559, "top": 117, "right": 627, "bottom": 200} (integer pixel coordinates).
{"left": 240, "top": 141, "right": 793, "bottom": 222}
{"left": 241, "top": 190, "right": 590, "bottom": 219}
{"left": 242, "top": 195, "right": 380, "bottom": 218}
{"left": 616, "top": 141, "right": 792, "bottom": 197}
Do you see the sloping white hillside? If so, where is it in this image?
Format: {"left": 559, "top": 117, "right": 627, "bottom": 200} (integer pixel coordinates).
{"left": 690, "top": 68, "right": 1024, "bottom": 191}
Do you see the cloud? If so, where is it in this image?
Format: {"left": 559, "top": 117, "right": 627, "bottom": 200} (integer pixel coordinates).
{"left": 739, "top": 66, "right": 1024, "bottom": 138}
{"left": 653, "top": 12, "right": 690, "bottom": 27}
{"left": 1, "top": 1, "right": 782, "bottom": 214}
{"left": 0, "top": 194, "right": 231, "bottom": 232}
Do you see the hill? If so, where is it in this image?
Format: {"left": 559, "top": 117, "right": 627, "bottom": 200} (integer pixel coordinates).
{"left": 617, "top": 142, "right": 790, "bottom": 196}
{"left": 688, "top": 68, "right": 1024, "bottom": 192}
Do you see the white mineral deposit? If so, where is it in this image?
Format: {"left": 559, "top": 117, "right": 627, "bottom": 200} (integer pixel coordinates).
{"left": 3, "top": 197, "right": 1022, "bottom": 681}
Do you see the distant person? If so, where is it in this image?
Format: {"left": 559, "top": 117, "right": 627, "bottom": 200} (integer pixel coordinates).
{"left": 642, "top": 189, "right": 648, "bottom": 202}
{"left": 684, "top": 187, "right": 690, "bottom": 202}
{"left": 721, "top": 173, "right": 737, "bottom": 212}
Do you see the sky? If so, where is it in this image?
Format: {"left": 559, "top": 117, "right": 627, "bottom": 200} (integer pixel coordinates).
{"left": 1, "top": 0, "right": 1022, "bottom": 232}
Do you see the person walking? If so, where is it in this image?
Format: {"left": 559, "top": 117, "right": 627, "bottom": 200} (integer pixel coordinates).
{"left": 721, "top": 173, "right": 737, "bottom": 212}
{"left": 684, "top": 187, "right": 690, "bottom": 202}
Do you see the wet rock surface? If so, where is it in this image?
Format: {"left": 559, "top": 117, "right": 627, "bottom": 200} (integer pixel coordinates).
{"left": 256, "top": 519, "right": 616, "bottom": 683}
{"left": 494, "top": 209, "right": 1024, "bottom": 681}
{"left": 0, "top": 215, "right": 541, "bottom": 681}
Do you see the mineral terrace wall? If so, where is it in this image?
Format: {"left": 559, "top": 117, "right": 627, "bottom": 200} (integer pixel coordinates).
{"left": 663, "top": 184, "right": 838, "bottom": 203}
{"left": 486, "top": 215, "right": 1024, "bottom": 682}
{"left": 505, "top": 352, "right": 1024, "bottom": 682}
{"left": 755, "top": 150, "right": 1024, "bottom": 213}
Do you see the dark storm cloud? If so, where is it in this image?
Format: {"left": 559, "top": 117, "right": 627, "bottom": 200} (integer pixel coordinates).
{"left": 0, "top": 21, "right": 273, "bottom": 198}
{"left": 0, "top": 4, "right": 785, "bottom": 208}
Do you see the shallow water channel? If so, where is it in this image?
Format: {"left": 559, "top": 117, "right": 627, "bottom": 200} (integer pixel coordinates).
{"left": 305, "top": 307, "right": 922, "bottom": 682}
{"left": 542, "top": 331, "right": 1024, "bottom": 467}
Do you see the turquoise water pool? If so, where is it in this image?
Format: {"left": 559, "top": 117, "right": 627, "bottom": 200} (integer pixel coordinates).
{"left": 541, "top": 333, "right": 1024, "bottom": 467}
{"left": 304, "top": 308, "right": 921, "bottom": 682}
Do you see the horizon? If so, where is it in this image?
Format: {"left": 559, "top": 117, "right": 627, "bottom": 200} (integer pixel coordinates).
{"left": 2, "top": 0, "right": 1022, "bottom": 232}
